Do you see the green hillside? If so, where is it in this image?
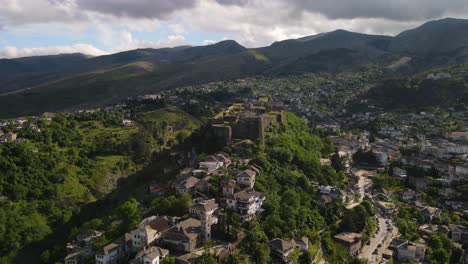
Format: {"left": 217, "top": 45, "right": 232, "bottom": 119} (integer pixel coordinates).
{"left": 0, "top": 107, "right": 201, "bottom": 262}
{"left": 1, "top": 18, "right": 468, "bottom": 117}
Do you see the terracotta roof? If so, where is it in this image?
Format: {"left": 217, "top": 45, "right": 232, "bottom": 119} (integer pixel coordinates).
{"left": 222, "top": 179, "right": 236, "bottom": 188}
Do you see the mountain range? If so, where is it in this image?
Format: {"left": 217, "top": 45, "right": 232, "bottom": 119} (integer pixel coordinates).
{"left": 1, "top": 17, "right": 468, "bottom": 117}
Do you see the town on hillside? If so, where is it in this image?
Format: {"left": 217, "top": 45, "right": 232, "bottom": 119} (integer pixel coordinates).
{"left": 1, "top": 91, "right": 466, "bottom": 264}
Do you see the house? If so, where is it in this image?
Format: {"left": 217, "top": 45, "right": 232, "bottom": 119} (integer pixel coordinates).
{"left": 417, "top": 224, "right": 450, "bottom": 240}
{"left": 375, "top": 201, "right": 397, "bottom": 215}
{"left": 373, "top": 188, "right": 391, "bottom": 202}
{"left": 399, "top": 189, "right": 421, "bottom": 202}
{"left": 315, "top": 194, "right": 333, "bottom": 207}
{"left": 392, "top": 167, "right": 407, "bottom": 180}
{"left": 161, "top": 218, "right": 202, "bottom": 253}
{"left": 221, "top": 179, "right": 236, "bottom": 197}
{"left": 214, "top": 153, "right": 232, "bottom": 167}
{"left": 226, "top": 190, "right": 265, "bottom": 220}
{"left": 131, "top": 216, "right": 174, "bottom": 251}
{"left": 373, "top": 151, "right": 388, "bottom": 166}
{"left": 176, "top": 176, "right": 200, "bottom": 194}
{"left": 391, "top": 239, "right": 426, "bottom": 263}
{"left": 268, "top": 237, "right": 309, "bottom": 263}
{"left": 268, "top": 239, "right": 296, "bottom": 263}
{"left": 189, "top": 199, "right": 219, "bottom": 241}
{"left": 318, "top": 186, "right": 345, "bottom": 202}
{"left": 76, "top": 229, "right": 103, "bottom": 245}
{"left": 121, "top": 119, "right": 134, "bottom": 127}
{"left": 149, "top": 182, "right": 165, "bottom": 197}
{"left": 65, "top": 251, "right": 84, "bottom": 264}
{"left": 199, "top": 154, "right": 227, "bottom": 171}
{"left": 129, "top": 247, "right": 169, "bottom": 264}
{"left": 5, "top": 132, "right": 17, "bottom": 142}
{"left": 235, "top": 169, "right": 256, "bottom": 189}
{"left": 455, "top": 164, "right": 468, "bottom": 177}
{"left": 194, "top": 176, "right": 211, "bottom": 193}
{"left": 95, "top": 233, "right": 132, "bottom": 264}
{"left": 448, "top": 131, "right": 468, "bottom": 143}
{"left": 420, "top": 206, "right": 442, "bottom": 222}
{"left": 449, "top": 224, "right": 468, "bottom": 246}
{"left": 16, "top": 117, "right": 28, "bottom": 125}
{"left": 333, "top": 233, "right": 362, "bottom": 256}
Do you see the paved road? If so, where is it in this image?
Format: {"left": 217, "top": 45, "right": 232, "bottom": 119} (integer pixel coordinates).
{"left": 361, "top": 217, "right": 387, "bottom": 262}
{"left": 360, "top": 216, "right": 399, "bottom": 263}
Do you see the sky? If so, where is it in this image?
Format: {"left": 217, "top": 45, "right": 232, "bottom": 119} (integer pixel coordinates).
{"left": 0, "top": 0, "right": 467, "bottom": 58}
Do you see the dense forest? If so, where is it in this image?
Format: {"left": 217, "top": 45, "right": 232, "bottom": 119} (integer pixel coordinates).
{"left": 0, "top": 108, "right": 201, "bottom": 263}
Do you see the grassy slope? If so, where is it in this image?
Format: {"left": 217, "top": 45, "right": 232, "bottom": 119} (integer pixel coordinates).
{"left": 136, "top": 106, "right": 202, "bottom": 129}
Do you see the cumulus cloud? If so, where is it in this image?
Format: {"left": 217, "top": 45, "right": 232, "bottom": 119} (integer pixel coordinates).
{"left": 214, "top": 0, "right": 468, "bottom": 21}
{"left": 0, "top": 0, "right": 84, "bottom": 25}
{"left": 75, "top": 0, "right": 198, "bottom": 19}
{"left": 1, "top": 0, "right": 468, "bottom": 57}
{"left": 0, "top": 44, "right": 108, "bottom": 58}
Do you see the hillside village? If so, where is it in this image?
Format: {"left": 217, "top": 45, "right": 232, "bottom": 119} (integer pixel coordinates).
{"left": 0, "top": 88, "right": 467, "bottom": 264}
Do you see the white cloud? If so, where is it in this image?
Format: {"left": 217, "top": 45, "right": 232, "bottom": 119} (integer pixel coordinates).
{"left": 202, "top": 39, "right": 216, "bottom": 45}
{"left": 0, "top": 0, "right": 467, "bottom": 57}
{"left": 0, "top": 44, "right": 108, "bottom": 58}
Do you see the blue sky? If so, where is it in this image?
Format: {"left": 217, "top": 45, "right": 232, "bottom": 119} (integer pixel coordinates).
{"left": 0, "top": 0, "right": 467, "bottom": 58}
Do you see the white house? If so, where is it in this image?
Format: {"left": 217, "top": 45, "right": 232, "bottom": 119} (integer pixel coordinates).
{"left": 131, "top": 216, "right": 173, "bottom": 251}
{"left": 226, "top": 190, "right": 265, "bottom": 220}
{"left": 235, "top": 169, "right": 256, "bottom": 189}
{"left": 95, "top": 233, "right": 132, "bottom": 264}
{"left": 129, "top": 247, "right": 169, "bottom": 264}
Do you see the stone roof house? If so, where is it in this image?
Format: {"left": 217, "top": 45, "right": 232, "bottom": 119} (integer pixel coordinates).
{"left": 235, "top": 169, "right": 256, "bottom": 189}
{"left": 129, "top": 246, "right": 169, "bottom": 264}
{"left": 162, "top": 218, "right": 202, "bottom": 253}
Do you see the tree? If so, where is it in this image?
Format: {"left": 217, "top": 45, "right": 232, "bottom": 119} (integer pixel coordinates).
{"left": 162, "top": 257, "right": 176, "bottom": 264}
{"left": 330, "top": 150, "right": 345, "bottom": 172}
{"left": 117, "top": 198, "right": 141, "bottom": 232}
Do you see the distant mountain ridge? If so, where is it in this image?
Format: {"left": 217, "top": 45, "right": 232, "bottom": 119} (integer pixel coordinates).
{"left": 1, "top": 17, "right": 468, "bottom": 117}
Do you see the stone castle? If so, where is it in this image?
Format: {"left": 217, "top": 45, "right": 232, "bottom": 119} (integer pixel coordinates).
{"left": 210, "top": 102, "right": 286, "bottom": 145}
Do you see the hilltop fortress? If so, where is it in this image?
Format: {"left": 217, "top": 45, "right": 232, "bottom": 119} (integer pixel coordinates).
{"left": 210, "top": 101, "right": 286, "bottom": 145}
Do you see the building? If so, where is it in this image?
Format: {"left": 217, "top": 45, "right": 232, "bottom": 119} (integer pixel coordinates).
{"left": 221, "top": 179, "right": 236, "bottom": 197}
{"left": 268, "top": 237, "right": 309, "bottom": 263}
{"left": 176, "top": 176, "right": 200, "bottom": 194}
{"left": 95, "top": 233, "right": 132, "bottom": 264}
{"left": 392, "top": 167, "right": 407, "bottom": 180}
{"left": 162, "top": 218, "right": 202, "bottom": 253}
{"left": 131, "top": 216, "right": 174, "bottom": 251}
{"left": 449, "top": 224, "right": 468, "bottom": 246}
{"left": 129, "top": 247, "right": 169, "bottom": 264}
{"left": 400, "top": 189, "right": 421, "bottom": 202}
{"left": 373, "top": 151, "right": 388, "bottom": 166}
{"left": 189, "top": 199, "right": 219, "bottom": 241}
{"left": 235, "top": 169, "right": 256, "bottom": 189}
{"left": 210, "top": 103, "right": 285, "bottom": 145}
{"left": 65, "top": 251, "right": 84, "bottom": 264}
{"left": 448, "top": 131, "right": 468, "bottom": 142}
{"left": 318, "top": 186, "right": 345, "bottom": 202}
{"left": 419, "top": 206, "right": 442, "bottom": 222}
{"left": 375, "top": 201, "right": 397, "bottom": 215}
{"left": 226, "top": 190, "right": 265, "bottom": 220}
{"left": 333, "top": 233, "right": 362, "bottom": 256}
{"left": 391, "top": 239, "right": 426, "bottom": 263}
